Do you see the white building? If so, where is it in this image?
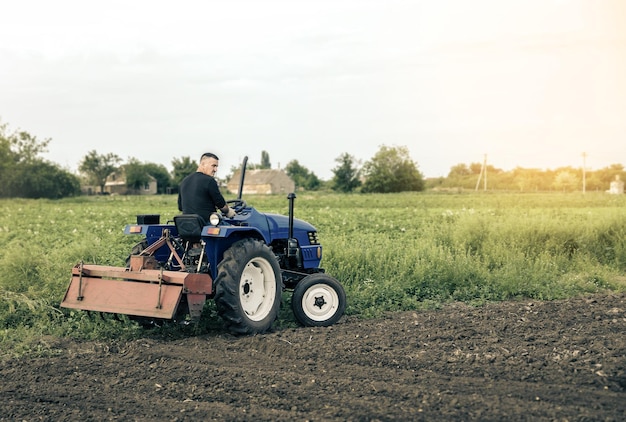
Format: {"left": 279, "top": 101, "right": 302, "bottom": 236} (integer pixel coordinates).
{"left": 227, "top": 169, "right": 295, "bottom": 195}
{"left": 608, "top": 175, "right": 624, "bottom": 194}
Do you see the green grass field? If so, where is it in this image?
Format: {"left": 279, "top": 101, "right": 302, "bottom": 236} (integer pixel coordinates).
{"left": 1, "top": 192, "right": 625, "bottom": 356}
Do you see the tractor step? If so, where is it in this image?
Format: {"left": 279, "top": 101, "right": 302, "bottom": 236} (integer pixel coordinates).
{"left": 60, "top": 263, "right": 213, "bottom": 320}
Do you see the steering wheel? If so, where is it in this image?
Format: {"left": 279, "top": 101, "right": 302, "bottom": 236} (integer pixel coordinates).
{"left": 226, "top": 199, "right": 247, "bottom": 213}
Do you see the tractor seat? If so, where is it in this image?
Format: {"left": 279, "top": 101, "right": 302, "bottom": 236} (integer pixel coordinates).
{"left": 173, "top": 214, "right": 205, "bottom": 244}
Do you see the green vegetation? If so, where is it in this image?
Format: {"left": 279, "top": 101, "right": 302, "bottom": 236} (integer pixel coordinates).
{"left": 0, "top": 121, "right": 81, "bottom": 199}
{"left": 330, "top": 153, "right": 361, "bottom": 193}
{"left": 3, "top": 118, "right": 623, "bottom": 198}
{"left": 361, "top": 145, "right": 424, "bottom": 193}
{"left": 429, "top": 161, "right": 626, "bottom": 193}
{"left": 285, "top": 159, "right": 323, "bottom": 191}
{"left": 1, "top": 192, "right": 625, "bottom": 358}
{"left": 79, "top": 150, "right": 122, "bottom": 194}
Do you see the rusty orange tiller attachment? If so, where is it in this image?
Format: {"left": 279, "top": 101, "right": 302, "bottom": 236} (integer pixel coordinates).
{"left": 60, "top": 259, "right": 213, "bottom": 320}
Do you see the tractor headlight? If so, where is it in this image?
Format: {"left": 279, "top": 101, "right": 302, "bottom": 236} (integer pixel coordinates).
{"left": 307, "top": 231, "right": 320, "bottom": 245}
{"left": 209, "top": 213, "right": 221, "bottom": 226}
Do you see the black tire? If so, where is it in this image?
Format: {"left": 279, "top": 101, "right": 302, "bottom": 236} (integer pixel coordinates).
{"left": 214, "top": 239, "right": 282, "bottom": 335}
{"left": 125, "top": 239, "right": 148, "bottom": 267}
{"left": 292, "top": 274, "right": 346, "bottom": 327}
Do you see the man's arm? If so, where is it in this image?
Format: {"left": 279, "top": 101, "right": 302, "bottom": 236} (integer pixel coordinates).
{"left": 208, "top": 177, "right": 235, "bottom": 217}
{"left": 220, "top": 203, "right": 236, "bottom": 218}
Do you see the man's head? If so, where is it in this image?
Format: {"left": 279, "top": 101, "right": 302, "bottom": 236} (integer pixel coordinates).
{"left": 198, "top": 152, "right": 219, "bottom": 177}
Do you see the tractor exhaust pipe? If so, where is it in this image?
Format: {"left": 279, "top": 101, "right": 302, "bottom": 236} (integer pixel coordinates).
{"left": 287, "top": 192, "right": 296, "bottom": 239}
{"left": 286, "top": 192, "right": 300, "bottom": 266}
{"left": 237, "top": 156, "right": 248, "bottom": 200}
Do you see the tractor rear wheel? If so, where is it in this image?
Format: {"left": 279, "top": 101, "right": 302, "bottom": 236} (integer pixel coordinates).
{"left": 292, "top": 274, "right": 346, "bottom": 327}
{"left": 214, "top": 239, "right": 282, "bottom": 335}
{"left": 125, "top": 239, "right": 148, "bottom": 267}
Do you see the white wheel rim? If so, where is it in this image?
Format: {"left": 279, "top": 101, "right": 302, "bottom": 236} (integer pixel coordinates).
{"left": 239, "top": 257, "right": 277, "bottom": 321}
{"left": 301, "top": 284, "right": 339, "bottom": 322}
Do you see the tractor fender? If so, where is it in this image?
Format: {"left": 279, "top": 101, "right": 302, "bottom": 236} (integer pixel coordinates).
{"left": 201, "top": 224, "right": 268, "bottom": 243}
{"left": 200, "top": 225, "right": 268, "bottom": 281}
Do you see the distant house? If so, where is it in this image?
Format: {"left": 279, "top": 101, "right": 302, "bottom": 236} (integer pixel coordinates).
{"left": 104, "top": 170, "right": 157, "bottom": 195}
{"left": 227, "top": 169, "right": 295, "bottom": 195}
{"left": 80, "top": 185, "right": 99, "bottom": 195}
{"left": 608, "top": 175, "right": 624, "bottom": 194}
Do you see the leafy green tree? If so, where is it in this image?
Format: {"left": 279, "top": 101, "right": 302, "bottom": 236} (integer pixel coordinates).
{"left": 143, "top": 162, "right": 172, "bottom": 194}
{"left": 361, "top": 145, "right": 424, "bottom": 193}
{"left": 0, "top": 121, "right": 50, "bottom": 181}
{"left": 79, "top": 150, "right": 122, "bottom": 194}
{"left": 123, "top": 158, "right": 152, "bottom": 191}
{"left": 553, "top": 169, "right": 579, "bottom": 192}
{"left": 469, "top": 162, "right": 484, "bottom": 175}
{"left": 447, "top": 163, "right": 471, "bottom": 177}
{"left": 586, "top": 164, "right": 625, "bottom": 192}
{"left": 101, "top": 157, "right": 173, "bottom": 195}
{"left": 13, "top": 130, "right": 49, "bottom": 163}
{"left": 0, "top": 123, "right": 14, "bottom": 197}
{"left": 444, "top": 163, "right": 474, "bottom": 189}
{"left": 247, "top": 151, "right": 272, "bottom": 171}
{"left": 285, "top": 160, "right": 321, "bottom": 191}
{"left": 0, "top": 120, "right": 79, "bottom": 198}
{"left": 511, "top": 167, "right": 543, "bottom": 192}
{"left": 331, "top": 153, "right": 361, "bottom": 193}
{"left": 11, "top": 161, "right": 80, "bottom": 199}
{"left": 171, "top": 156, "right": 197, "bottom": 187}
{"left": 440, "top": 162, "right": 507, "bottom": 190}
{"left": 260, "top": 150, "right": 271, "bottom": 169}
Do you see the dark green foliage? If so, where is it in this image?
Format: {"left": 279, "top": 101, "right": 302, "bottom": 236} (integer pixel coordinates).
{"left": 246, "top": 151, "right": 273, "bottom": 171}
{"left": 123, "top": 158, "right": 152, "bottom": 191}
{"left": 143, "top": 162, "right": 172, "bottom": 194}
{"left": 361, "top": 145, "right": 424, "bottom": 193}
{"left": 122, "top": 159, "right": 172, "bottom": 194}
{"left": 260, "top": 150, "right": 271, "bottom": 169}
{"left": 171, "top": 156, "right": 197, "bottom": 187}
{"left": 0, "top": 121, "right": 80, "bottom": 199}
{"left": 331, "top": 153, "right": 361, "bottom": 193}
{"left": 78, "top": 150, "right": 122, "bottom": 194}
{"left": 285, "top": 159, "right": 322, "bottom": 190}
{"left": 586, "top": 164, "right": 625, "bottom": 191}
{"left": 6, "top": 161, "right": 81, "bottom": 199}
{"left": 430, "top": 162, "right": 626, "bottom": 192}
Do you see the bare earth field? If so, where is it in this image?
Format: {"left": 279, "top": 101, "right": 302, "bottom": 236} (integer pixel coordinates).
{"left": 1, "top": 293, "right": 625, "bottom": 421}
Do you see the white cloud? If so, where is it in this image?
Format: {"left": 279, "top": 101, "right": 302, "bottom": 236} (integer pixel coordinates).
{"left": 1, "top": 0, "right": 625, "bottom": 179}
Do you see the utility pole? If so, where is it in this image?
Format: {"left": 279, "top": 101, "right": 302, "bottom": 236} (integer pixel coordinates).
{"left": 483, "top": 154, "right": 487, "bottom": 191}
{"left": 475, "top": 154, "right": 487, "bottom": 192}
{"left": 582, "top": 152, "right": 587, "bottom": 194}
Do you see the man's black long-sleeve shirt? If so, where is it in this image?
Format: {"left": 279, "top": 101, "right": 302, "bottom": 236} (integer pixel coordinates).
{"left": 177, "top": 172, "right": 227, "bottom": 222}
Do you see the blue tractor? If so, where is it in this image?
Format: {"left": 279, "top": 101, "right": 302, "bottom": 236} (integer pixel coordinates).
{"left": 61, "top": 158, "right": 346, "bottom": 335}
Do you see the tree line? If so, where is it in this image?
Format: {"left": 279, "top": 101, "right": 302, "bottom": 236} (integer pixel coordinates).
{"left": 0, "top": 121, "right": 81, "bottom": 199}
{"left": 429, "top": 162, "right": 625, "bottom": 193}
{"left": 1, "top": 119, "right": 623, "bottom": 199}
{"left": 0, "top": 120, "right": 425, "bottom": 198}
{"left": 76, "top": 144, "right": 423, "bottom": 196}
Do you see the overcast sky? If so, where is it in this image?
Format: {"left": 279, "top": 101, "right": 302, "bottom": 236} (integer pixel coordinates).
{"left": 1, "top": 0, "right": 625, "bottom": 180}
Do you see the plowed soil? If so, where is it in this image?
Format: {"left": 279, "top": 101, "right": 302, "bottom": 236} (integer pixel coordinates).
{"left": 2, "top": 293, "right": 625, "bottom": 421}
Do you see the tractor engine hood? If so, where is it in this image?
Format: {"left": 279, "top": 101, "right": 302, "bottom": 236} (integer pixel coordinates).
{"left": 264, "top": 213, "right": 317, "bottom": 244}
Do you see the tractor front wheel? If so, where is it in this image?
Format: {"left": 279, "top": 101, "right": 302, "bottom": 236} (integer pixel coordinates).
{"left": 292, "top": 274, "right": 346, "bottom": 327}
{"left": 214, "top": 239, "right": 282, "bottom": 335}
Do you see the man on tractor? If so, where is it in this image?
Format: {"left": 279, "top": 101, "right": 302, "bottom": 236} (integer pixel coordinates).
{"left": 61, "top": 154, "right": 346, "bottom": 334}
{"left": 177, "top": 152, "right": 236, "bottom": 223}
